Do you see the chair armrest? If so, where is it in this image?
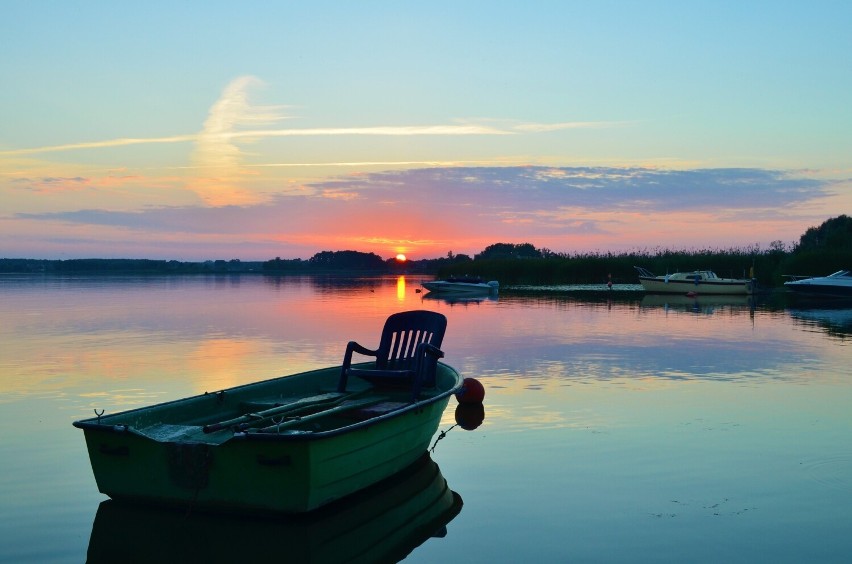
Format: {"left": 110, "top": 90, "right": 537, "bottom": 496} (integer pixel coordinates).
{"left": 416, "top": 342, "right": 444, "bottom": 360}
{"left": 344, "top": 341, "right": 376, "bottom": 363}
{"left": 338, "top": 341, "right": 378, "bottom": 392}
{"left": 411, "top": 342, "right": 444, "bottom": 400}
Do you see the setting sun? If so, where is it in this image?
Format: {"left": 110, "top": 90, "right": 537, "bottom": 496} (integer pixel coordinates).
{"left": 395, "top": 254, "right": 407, "bottom": 262}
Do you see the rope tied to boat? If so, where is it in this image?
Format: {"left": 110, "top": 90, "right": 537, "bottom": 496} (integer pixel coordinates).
{"left": 429, "top": 424, "right": 458, "bottom": 453}
{"left": 431, "top": 400, "right": 486, "bottom": 451}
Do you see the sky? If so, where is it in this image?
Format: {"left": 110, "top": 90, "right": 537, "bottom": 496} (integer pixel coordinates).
{"left": 2, "top": 1, "right": 851, "bottom": 261}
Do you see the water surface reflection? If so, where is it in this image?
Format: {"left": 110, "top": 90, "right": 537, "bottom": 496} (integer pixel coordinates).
{"left": 788, "top": 304, "right": 852, "bottom": 339}
{"left": 1, "top": 275, "right": 851, "bottom": 562}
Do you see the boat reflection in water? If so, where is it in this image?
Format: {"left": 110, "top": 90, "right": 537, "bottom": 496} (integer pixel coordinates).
{"left": 86, "top": 453, "right": 462, "bottom": 563}
{"left": 640, "top": 293, "right": 754, "bottom": 314}
{"left": 421, "top": 292, "right": 498, "bottom": 307}
{"left": 788, "top": 304, "right": 852, "bottom": 339}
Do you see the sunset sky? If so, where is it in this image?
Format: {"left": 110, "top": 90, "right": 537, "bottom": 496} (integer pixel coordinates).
{"left": 2, "top": 1, "right": 850, "bottom": 261}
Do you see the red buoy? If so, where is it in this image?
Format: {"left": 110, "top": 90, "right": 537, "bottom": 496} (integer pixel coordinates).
{"left": 456, "top": 377, "right": 485, "bottom": 404}
{"left": 455, "top": 403, "right": 485, "bottom": 430}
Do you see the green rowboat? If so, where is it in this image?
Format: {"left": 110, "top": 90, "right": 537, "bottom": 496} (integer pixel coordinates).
{"left": 74, "top": 310, "right": 463, "bottom": 514}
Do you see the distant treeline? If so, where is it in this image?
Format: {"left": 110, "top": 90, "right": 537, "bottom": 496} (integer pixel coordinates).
{"left": 438, "top": 215, "right": 852, "bottom": 287}
{"left": 3, "top": 215, "right": 849, "bottom": 286}
{"left": 263, "top": 251, "right": 453, "bottom": 274}
{"left": 0, "top": 258, "right": 266, "bottom": 274}
{"left": 0, "top": 252, "right": 446, "bottom": 275}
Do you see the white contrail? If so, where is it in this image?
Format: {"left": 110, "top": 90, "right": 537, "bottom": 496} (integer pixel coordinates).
{"left": 223, "top": 124, "right": 507, "bottom": 139}
{"left": 0, "top": 63, "right": 626, "bottom": 162}
{"left": 0, "top": 134, "right": 199, "bottom": 156}
{"left": 511, "top": 121, "right": 630, "bottom": 132}
{"left": 0, "top": 124, "right": 508, "bottom": 158}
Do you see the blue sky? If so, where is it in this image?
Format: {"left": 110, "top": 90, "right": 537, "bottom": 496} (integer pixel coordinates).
{"left": 1, "top": 1, "right": 850, "bottom": 260}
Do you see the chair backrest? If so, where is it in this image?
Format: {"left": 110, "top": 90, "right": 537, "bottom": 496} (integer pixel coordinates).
{"left": 375, "top": 310, "right": 447, "bottom": 370}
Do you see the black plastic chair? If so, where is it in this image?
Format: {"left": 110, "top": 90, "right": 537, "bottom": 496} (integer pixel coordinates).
{"left": 338, "top": 310, "right": 447, "bottom": 400}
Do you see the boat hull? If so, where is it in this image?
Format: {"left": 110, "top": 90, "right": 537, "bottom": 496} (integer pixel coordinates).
{"left": 639, "top": 276, "right": 754, "bottom": 295}
{"left": 421, "top": 280, "right": 499, "bottom": 295}
{"left": 785, "top": 283, "right": 852, "bottom": 297}
{"left": 75, "top": 363, "right": 461, "bottom": 514}
{"left": 784, "top": 271, "right": 852, "bottom": 298}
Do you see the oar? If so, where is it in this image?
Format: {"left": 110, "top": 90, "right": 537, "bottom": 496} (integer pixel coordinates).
{"left": 231, "top": 395, "right": 375, "bottom": 432}
{"left": 252, "top": 397, "right": 389, "bottom": 434}
{"left": 203, "top": 392, "right": 351, "bottom": 434}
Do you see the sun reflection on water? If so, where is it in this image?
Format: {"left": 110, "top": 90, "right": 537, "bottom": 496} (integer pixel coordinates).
{"left": 397, "top": 275, "right": 406, "bottom": 301}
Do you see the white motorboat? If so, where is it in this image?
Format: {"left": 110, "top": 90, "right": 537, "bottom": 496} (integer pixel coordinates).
{"left": 634, "top": 267, "right": 755, "bottom": 295}
{"left": 421, "top": 277, "right": 499, "bottom": 296}
{"left": 784, "top": 270, "right": 852, "bottom": 298}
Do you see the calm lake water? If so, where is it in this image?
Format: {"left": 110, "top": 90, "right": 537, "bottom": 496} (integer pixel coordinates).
{"left": 1, "top": 274, "right": 850, "bottom": 563}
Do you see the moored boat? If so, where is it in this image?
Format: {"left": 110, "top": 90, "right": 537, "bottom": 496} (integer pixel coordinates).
{"left": 783, "top": 269, "right": 852, "bottom": 298}
{"left": 74, "top": 311, "right": 476, "bottom": 514}
{"left": 634, "top": 266, "right": 755, "bottom": 295}
{"left": 421, "top": 277, "right": 499, "bottom": 295}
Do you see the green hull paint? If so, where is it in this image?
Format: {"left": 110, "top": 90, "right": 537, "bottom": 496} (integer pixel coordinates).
{"left": 75, "top": 362, "right": 461, "bottom": 513}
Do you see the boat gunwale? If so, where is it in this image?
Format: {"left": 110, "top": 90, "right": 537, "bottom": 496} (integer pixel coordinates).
{"left": 784, "top": 270, "right": 852, "bottom": 285}
{"left": 72, "top": 361, "right": 462, "bottom": 442}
